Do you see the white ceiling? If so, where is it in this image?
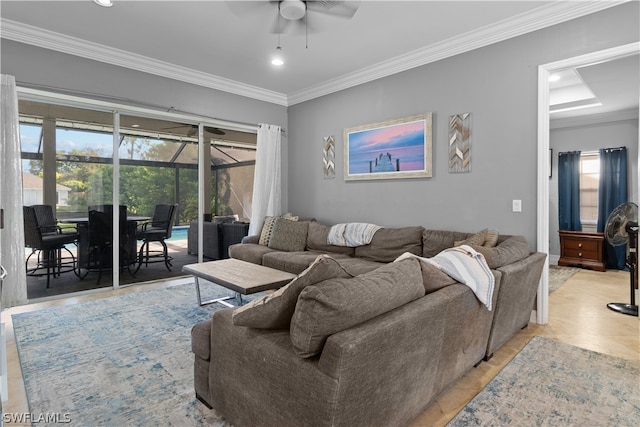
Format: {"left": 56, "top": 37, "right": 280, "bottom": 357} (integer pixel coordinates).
{"left": 1, "top": 0, "right": 636, "bottom": 114}
{"left": 549, "top": 54, "right": 639, "bottom": 120}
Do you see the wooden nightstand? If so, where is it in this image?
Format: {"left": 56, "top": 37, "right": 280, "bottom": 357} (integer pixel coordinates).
{"left": 558, "top": 230, "right": 606, "bottom": 272}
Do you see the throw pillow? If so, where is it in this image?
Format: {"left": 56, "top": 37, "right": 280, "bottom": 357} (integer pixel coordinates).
{"left": 290, "top": 258, "right": 425, "bottom": 358}
{"left": 454, "top": 229, "right": 488, "bottom": 247}
{"left": 258, "top": 213, "right": 299, "bottom": 246}
{"left": 394, "top": 252, "right": 456, "bottom": 294}
{"left": 232, "top": 254, "right": 352, "bottom": 329}
{"left": 268, "top": 218, "right": 309, "bottom": 252}
{"left": 470, "top": 235, "right": 530, "bottom": 269}
{"left": 483, "top": 229, "right": 499, "bottom": 247}
{"left": 258, "top": 216, "right": 278, "bottom": 246}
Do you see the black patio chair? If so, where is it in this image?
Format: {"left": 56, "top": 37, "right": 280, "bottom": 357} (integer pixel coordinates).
{"left": 31, "top": 204, "right": 77, "bottom": 236}
{"left": 82, "top": 205, "right": 135, "bottom": 284}
{"left": 135, "top": 204, "right": 177, "bottom": 273}
{"left": 23, "top": 205, "right": 79, "bottom": 288}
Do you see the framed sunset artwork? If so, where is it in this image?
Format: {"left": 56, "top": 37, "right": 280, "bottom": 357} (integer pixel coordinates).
{"left": 343, "top": 113, "right": 432, "bottom": 181}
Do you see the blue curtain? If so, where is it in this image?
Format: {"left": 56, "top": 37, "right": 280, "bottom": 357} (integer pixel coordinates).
{"left": 558, "top": 151, "right": 582, "bottom": 231}
{"left": 597, "top": 147, "right": 628, "bottom": 269}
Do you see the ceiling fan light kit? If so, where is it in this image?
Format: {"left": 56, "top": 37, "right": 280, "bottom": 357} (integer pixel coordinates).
{"left": 280, "top": 0, "right": 307, "bottom": 21}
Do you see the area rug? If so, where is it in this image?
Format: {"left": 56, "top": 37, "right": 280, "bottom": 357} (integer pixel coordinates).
{"left": 12, "top": 283, "right": 246, "bottom": 426}
{"left": 448, "top": 336, "right": 640, "bottom": 426}
{"left": 548, "top": 264, "right": 581, "bottom": 293}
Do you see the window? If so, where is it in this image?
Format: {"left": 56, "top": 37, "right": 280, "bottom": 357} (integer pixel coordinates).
{"left": 579, "top": 152, "right": 599, "bottom": 227}
{"left": 19, "top": 101, "right": 257, "bottom": 222}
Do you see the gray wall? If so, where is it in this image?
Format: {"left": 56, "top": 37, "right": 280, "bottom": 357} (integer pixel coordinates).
{"left": 0, "top": 41, "right": 287, "bottom": 127}
{"left": 549, "top": 117, "right": 639, "bottom": 258}
{"left": 287, "top": 3, "right": 639, "bottom": 248}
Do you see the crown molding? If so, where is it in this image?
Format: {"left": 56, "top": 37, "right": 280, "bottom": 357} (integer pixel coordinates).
{"left": 287, "top": 0, "right": 630, "bottom": 105}
{"left": 1, "top": 1, "right": 630, "bottom": 107}
{"left": 551, "top": 108, "right": 639, "bottom": 129}
{"left": 0, "top": 19, "right": 288, "bottom": 107}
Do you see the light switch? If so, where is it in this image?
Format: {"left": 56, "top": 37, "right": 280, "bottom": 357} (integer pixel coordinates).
{"left": 512, "top": 199, "right": 522, "bottom": 212}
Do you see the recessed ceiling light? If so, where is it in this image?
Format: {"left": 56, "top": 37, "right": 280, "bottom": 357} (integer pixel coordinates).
{"left": 93, "top": 0, "right": 113, "bottom": 8}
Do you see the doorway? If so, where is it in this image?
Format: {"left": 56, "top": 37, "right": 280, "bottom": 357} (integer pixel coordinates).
{"left": 537, "top": 42, "right": 640, "bottom": 324}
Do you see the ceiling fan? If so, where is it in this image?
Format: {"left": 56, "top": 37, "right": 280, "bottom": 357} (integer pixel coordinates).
{"left": 227, "top": 1, "right": 361, "bottom": 35}
{"left": 162, "top": 124, "right": 226, "bottom": 138}
{"left": 604, "top": 202, "right": 638, "bottom": 316}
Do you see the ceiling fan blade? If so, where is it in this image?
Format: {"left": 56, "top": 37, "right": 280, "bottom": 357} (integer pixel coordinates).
{"left": 307, "top": 0, "right": 360, "bottom": 19}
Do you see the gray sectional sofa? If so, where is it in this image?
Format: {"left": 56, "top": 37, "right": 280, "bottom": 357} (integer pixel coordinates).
{"left": 191, "top": 220, "right": 546, "bottom": 427}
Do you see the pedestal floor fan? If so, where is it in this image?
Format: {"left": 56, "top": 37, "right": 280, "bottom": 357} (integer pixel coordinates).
{"left": 604, "top": 202, "right": 638, "bottom": 316}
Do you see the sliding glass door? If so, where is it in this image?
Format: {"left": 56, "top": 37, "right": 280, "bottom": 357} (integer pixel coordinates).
{"left": 18, "top": 93, "right": 256, "bottom": 299}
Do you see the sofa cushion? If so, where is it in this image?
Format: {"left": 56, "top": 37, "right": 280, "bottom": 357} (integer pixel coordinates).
{"left": 263, "top": 251, "right": 351, "bottom": 275}
{"left": 354, "top": 226, "right": 424, "bottom": 262}
{"left": 228, "top": 243, "right": 278, "bottom": 265}
{"left": 454, "top": 229, "right": 488, "bottom": 247}
{"left": 268, "top": 218, "right": 309, "bottom": 252}
{"left": 422, "top": 229, "right": 472, "bottom": 258}
{"left": 395, "top": 252, "right": 458, "bottom": 294}
{"left": 306, "top": 221, "right": 355, "bottom": 256}
{"left": 232, "top": 254, "right": 353, "bottom": 329}
{"left": 484, "top": 229, "right": 499, "bottom": 247}
{"left": 335, "top": 257, "right": 386, "bottom": 276}
{"left": 470, "top": 235, "right": 531, "bottom": 269}
{"left": 418, "top": 260, "right": 458, "bottom": 294}
{"left": 290, "top": 258, "right": 425, "bottom": 358}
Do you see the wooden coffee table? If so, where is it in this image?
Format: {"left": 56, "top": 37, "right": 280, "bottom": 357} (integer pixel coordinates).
{"left": 182, "top": 258, "right": 297, "bottom": 307}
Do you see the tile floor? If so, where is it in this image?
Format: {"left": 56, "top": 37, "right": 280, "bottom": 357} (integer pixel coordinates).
{"left": 1, "top": 268, "right": 638, "bottom": 426}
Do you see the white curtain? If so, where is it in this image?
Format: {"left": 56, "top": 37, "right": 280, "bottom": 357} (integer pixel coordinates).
{"left": 249, "top": 124, "right": 282, "bottom": 236}
{"left": 1, "top": 75, "right": 28, "bottom": 308}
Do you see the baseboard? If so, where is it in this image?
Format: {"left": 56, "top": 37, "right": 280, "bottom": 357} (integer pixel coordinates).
{"left": 549, "top": 254, "right": 560, "bottom": 265}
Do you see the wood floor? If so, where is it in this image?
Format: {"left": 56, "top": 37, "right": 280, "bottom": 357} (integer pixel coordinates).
{"left": 1, "top": 268, "right": 638, "bottom": 426}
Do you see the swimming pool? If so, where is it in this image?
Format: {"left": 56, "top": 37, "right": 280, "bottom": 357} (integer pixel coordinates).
{"left": 167, "top": 225, "right": 188, "bottom": 241}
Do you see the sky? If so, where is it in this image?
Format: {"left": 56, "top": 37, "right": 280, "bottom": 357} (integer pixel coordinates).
{"left": 20, "top": 124, "right": 114, "bottom": 154}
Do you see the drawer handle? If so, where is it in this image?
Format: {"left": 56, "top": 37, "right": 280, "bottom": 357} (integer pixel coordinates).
{"left": 578, "top": 252, "right": 582, "bottom": 257}
{"left": 578, "top": 243, "right": 582, "bottom": 248}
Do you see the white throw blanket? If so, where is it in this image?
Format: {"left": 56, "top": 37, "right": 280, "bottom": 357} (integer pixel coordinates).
{"left": 395, "top": 245, "right": 495, "bottom": 310}
{"left": 327, "top": 223, "right": 382, "bottom": 247}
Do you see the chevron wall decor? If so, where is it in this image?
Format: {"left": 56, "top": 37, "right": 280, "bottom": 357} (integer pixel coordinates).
{"left": 323, "top": 136, "right": 335, "bottom": 179}
{"left": 449, "top": 113, "right": 472, "bottom": 173}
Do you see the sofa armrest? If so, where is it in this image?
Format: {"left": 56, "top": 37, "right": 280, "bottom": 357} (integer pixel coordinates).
{"left": 485, "top": 251, "right": 547, "bottom": 358}
{"left": 208, "top": 309, "right": 339, "bottom": 427}
{"left": 242, "top": 234, "right": 260, "bottom": 244}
